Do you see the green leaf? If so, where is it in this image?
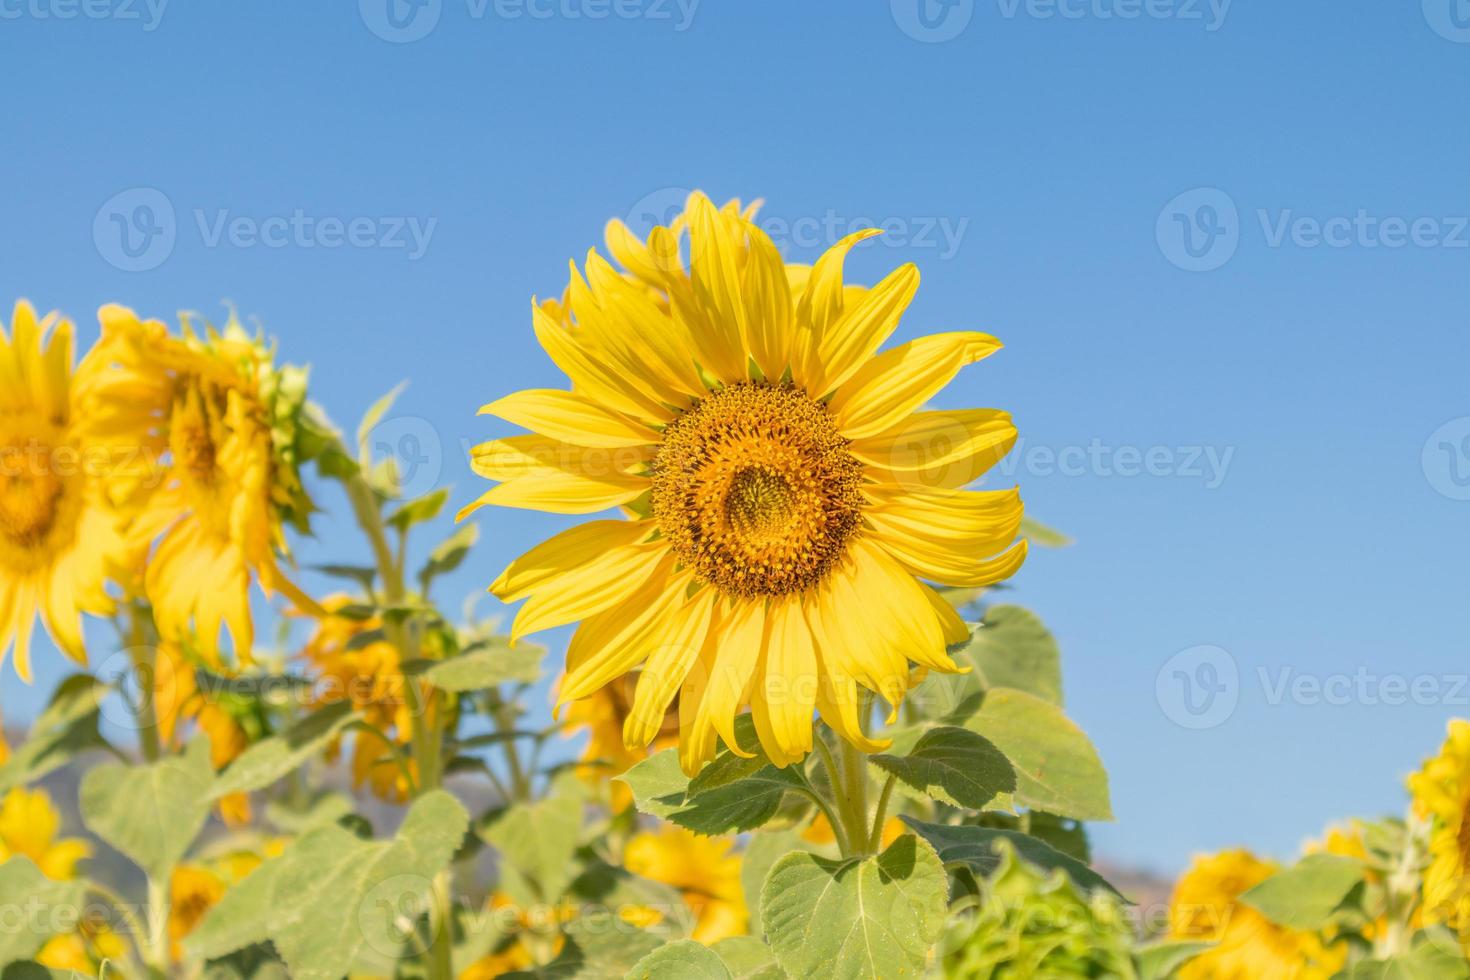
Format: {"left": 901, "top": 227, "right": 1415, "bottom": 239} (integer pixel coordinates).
{"left": 0, "top": 674, "right": 105, "bottom": 793}
{"left": 1240, "top": 853, "right": 1366, "bottom": 930}
{"left": 618, "top": 748, "right": 804, "bottom": 836}
{"left": 1020, "top": 516, "right": 1073, "bottom": 548}
{"left": 187, "top": 790, "right": 469, "bottom": 980}
{"left": 80, "top": 736, "right": 214, "bottom": 880}
{"left": 761, "top": 834, "right": 948, "bottom": 980}
{"left": 213, "top": 701, "right": 357, "bottom": 797}
{"left": 356, "top": 381, "right": 407, "bottom": 461}
{"left": 420, "top": 641, "right": 544, "bottom": 692}
{"left": 0, "top": 858, "right": 86, "bottom": 964}
{"left": 419, "top": 522, "right": 479, "bottom": 588}
{"left": 740, "top": 828, "right": 821, "bottom": 935}
{"left": 954, "top": 605, "right": 1064, "bottom": 705}
{"left": 387, "top": 487, "right": 450, "bottom": 531}
{"left": 481, "top": 776, "right": 583, "bottom": 901}
{"left": 900, "top": 817, "right": 1123, "bottom": 898}
{"left": 966, "top": 687, "right": 1112, "bottom": 820}
{"left": 1346, "top": 931, "right": 1470, "bottom": 979}
{"left": 1136, "top": 940, "right": 1213, "bottom": 980}
{"left": 870, "top": 725, "right": 1015, "bottom": 809}
{"left": 711, "top": 937, "right": 784, "bottom": 980}
{"left": 626, "top": 940, "right": 732, "bottom": 980}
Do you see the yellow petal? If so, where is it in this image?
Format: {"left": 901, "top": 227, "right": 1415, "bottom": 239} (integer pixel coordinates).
{"left": 624, "top": 586, "right": 716, "bottom": 749}
{"left": 561, "top": 563, "right": 689, "bottom": 701}
{"left": 492, "top": 519, "right": 653, "bottom": 601}
{"left": 864, "top": 484, "right": 1025, "bottom": 586}
{"left": 470, "top": 433, "right": 650, "bottom": 482}
{"left": 531, "top": 301, "right": 672, "bottom": 422}
{"left": 511, "top": 541, "right": 668, "bottom": 644}
{"left": 684, "top": 191, "right": 749, "bottom": 381}
{"left": 740, "top": 221, "right": 792, "bottom": 380}
{"left": 810, "top": 263, "right": 919, "bottom": 396}
{"left": 457, "top": 468, "right": 647, "bottom": 518}
{"left": 758, "top": 594, "right": 817, "bottom": 762}
{"left": 850, "top": 538, "right": 964, "bottom": 675}
{"left": 830, "top": 332, "right": 1002, "bottom": 441}
{"left": 791, "top": 229, "right": 881, "bottom": 386}
{"left": 849, "top": 409, "right": 1017, "bottom": 490}
{"left": 693, "top": 598, "right": 764, "bottom": 760}
{"left": 480, "top": 389, "right": 658, "bottom": 449}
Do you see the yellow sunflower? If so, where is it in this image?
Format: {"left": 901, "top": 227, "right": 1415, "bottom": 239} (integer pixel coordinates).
{"left": 563, "top": 671, "right": 678, "bottom": 808}
{"left": 623, "top": 825, "right": 747, "bottom": 944}
{"left": 152, "top": 640, "right": 254, "bottom": 824}
{"left": 1170, "top": 848, "right": 1346, "bottom": 979}
{"left": 0, "top": 785, "right": 91, "bottom": 879}
{"left": 80, "top": 304, "right": 318, "bottom": 667}
{"left": 0, "top": 301, "right": 131, "bottom": 680}
{"left": 302, "top": 595, "right": 425, "bottom": 802}
{"left": 464, "top": 192, "right": 1024, "bottom": 774}
{"left": 1409, "top": 719, "right": 1470, "bottom": 938}
{"left": 168, "top": 838, "right": 284, "bottom": 960}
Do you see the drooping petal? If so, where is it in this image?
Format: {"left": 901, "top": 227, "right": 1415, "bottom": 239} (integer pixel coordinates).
{"left": 758, "top": 594, "right": 818, "bottom": 762}
{"left": 624, "top": 585, "right": 716, "bottom": 749}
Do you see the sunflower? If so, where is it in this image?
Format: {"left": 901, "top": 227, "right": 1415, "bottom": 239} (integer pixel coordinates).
{"left": 1409, "top": 719, "right": 1470, "bottom": 940}
{"left": 623, "top": 825, "right": 747, "bottom": 944}
{"left": 152, "top": 640, "right": 254, "bottom": 824}
{"left": 0, "top": 785, "right": 90, "bottom": 879}
{"left": 0, "top": 301, "right": 131, "bottom": 680}
{"left": 1170, "top": 849, "right": 1346, "bottom": 979}
{"left": 80, "top": 304, "right": 318, "bottom": 667}
{"left": 301, "top": 595, "right": 425, "bottom": 802}
{"left": 167, "top": 838, "right": 284, "bottom": 960}
{"left": 464, "top": 192, "right": 1024, "bottom": 774}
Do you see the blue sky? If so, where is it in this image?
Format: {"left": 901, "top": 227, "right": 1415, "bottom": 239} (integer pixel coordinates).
{"left": 2, "top": 0, "right": 1468, "bottom": 874}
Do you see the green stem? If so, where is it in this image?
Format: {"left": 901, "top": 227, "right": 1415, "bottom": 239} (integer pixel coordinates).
{"left": 837, "top": 735, "right": 872, "bottom": 857}
{"left": 1377, "top": 812, "right": 1430, "bottom": 959}
{"left": 85, "top": 882, "right": 151, "bottom": 975}
{"left": 869, "top": 774, "right": 897, "bottom": 853}
{"left": 144, "top": 876, "right": 169, "bottom": 978}
{"left": 127, "top": 604, "right": 162, "bottom": 763}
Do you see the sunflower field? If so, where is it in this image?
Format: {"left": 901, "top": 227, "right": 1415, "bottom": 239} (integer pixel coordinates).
{"left": 1, "top": 192, "right": 1467, "bottom": 980}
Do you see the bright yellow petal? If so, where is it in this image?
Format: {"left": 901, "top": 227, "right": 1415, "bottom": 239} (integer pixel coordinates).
{"left": 740, "top": 221, "right": 793, "bottom": 380}
{"left": 693, "top": 598, "right": 764, "bottom": 761}
{"left": 791, "top": 229, "right": 881, "bottom": 385}
{"left": 530, "top": 301, "right": 672, "bottom": 422}
{"left": 849, "top": 409, "right": 1017, "bottom": 490}
{"left": 624, "top": 585, "right": 716, "bottom": 749}
{"left": 511, "top": 541, "right": 669, "bottom": 644}
{"left": 864, "top": 484, "right": 1025, "bottom": 586}
{"left": 457, "top": 468, "right": 647, "bottom": 517}
{"left": 684, "top": 191, "right": 749, "bottom": 381}
{"left": 829, "top": 332, "right": 1002, "bottom": 441}
{"left": 809, "top": 263, "right": 919, "bottom": 397}
{"left": 479, "top": 389, "right": 658, "bottom": 449}
{"left": 561, "top": 562, "right": 689, "bottom": 702}
{"left": 758, "top": 594, "right": 817, "bottom": 762}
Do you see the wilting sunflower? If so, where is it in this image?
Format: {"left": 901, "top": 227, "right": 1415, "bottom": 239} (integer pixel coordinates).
{"left": 465, "top": 192, "right": 1024, "bottom": 774}
{"left": 1170, "top": 848, "right": 1346, "bottom": 979}
{"left": 1409, "top": 719, "right": 1470, "bottom": 939}
{"left": 0, "top": 301, "right": 130, "bottom": 680}
{"left": 623, "top": 825, "right": 747, "bottom": 944}
{"left": 81, "top": 305, "right": 318, "bottom": 666}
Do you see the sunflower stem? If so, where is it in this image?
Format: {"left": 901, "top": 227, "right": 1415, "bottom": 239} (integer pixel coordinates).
{"left": 1377, "top": 810, "right": 1430, "bottom": 959}
{"left": 144, "top": 875, "right": 170, "bottom": 977}
{"left": 869, "top": 773, "right": 897, "bottom": 853}
{"left": 837, "top": 735, "right": 872, "bottom": 857}
{"left": 126, "top": 603, "right": 162, "bottom": 764}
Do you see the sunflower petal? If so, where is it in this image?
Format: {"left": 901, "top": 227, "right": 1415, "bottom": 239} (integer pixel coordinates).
{"left": 830, "top": 332, "right": 1002, "bottom": 441}
{"left": 490, "top": 519, "right": 653, "bottom": 602}
{"left": 810, "top": 263, "right": 919, "bottom": 396}
{"left": 480, "top": 389, "right": 658, "bottom": 449}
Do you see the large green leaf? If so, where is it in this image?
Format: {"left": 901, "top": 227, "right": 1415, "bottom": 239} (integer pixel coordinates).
{"left": 481, "top": 777, "right": 583, "bottom": 901}
{"left": 618, "top": 748, "right": 803, "bottom": 836}
{"left": 966, "top": 688, "right": 1112, "bottom": 820}
{"left": 80, "top": 736, "right": 214, "bottom": 880}
{"left": 0, "top": 674, "right": 106, "bottom": 793}
{"left": 213, "top": 701, "right": 356, "bottom": 797}
{"left": 186, "top": 790, "right": 469, "bottom": 980}
{"left": 870, "top": 725, "right": 1015, "bottom": 810}
{"left": 900, "top": 817, "right": 1123, "bottom": 898}
{"left": 953, "top": 605, "right": 1063, "bottom": 705}
{"left": 0, "top": 858, "right": 86, "bottom": 965}
{"left": 1240, "top": 853, "right": 1366, "bottom": 930}
{"left": 740, "top": 828, "right": 821, "bottom": 934}
{"left": 761, "top": 834, "right": 948, "bottom": 979}
{"left": 626, "top": 941, "right": 731, "bottom": 980}
{"left": 420, "top": 641, "right": 544, "bottom": 692}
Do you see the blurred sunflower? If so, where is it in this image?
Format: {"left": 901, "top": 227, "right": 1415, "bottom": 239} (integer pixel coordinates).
{"left": 153, "top": 640, "right": 254, "bottom": 824}
{"left": 563, "top": 671, "right": 677, "bottom": 809}
{"left": 81, "top": 305, "right": 318, "bottom": 667}
{"left": 0, "top": 301, "right": 131, "bottom": 680}
{"left": 1409, "top": 719, "right": 1470, "bottom": 940}
{"left": 1169, "top": 848, "right": 1345, "bottom": 979}
{"left": 623, "top": 825, "right": 746, "bottom": 943}
{"left": 0, "top": 785, "right": 90, "bottom": 878}
{"left": 168, "top": 840, "right": 282, "bottom": 960}
{"left": 466, "top": 192, "right": 1023, "bottom": 774}
{"left": 302, "top": 595, "right": 426, "bottom": 802}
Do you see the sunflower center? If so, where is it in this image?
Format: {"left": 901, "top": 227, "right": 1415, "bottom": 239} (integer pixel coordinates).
{"left": 0, "top": 419, "right": 83, "bottom": 569}
{"left": 650, "top": 381, "right": 864, "bottom": 598}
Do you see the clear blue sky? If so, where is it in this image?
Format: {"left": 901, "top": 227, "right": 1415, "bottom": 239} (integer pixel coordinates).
{"left": 3, "top": 0, "right": 1468, "bottom": 874}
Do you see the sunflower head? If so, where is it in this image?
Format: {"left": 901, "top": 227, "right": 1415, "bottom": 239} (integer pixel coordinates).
{"left": 622, "top": 825, "right": 747, "bottom": 944}
{"left": 81, "top": 305, "right": 321, "bottom": 666}
{"left": 1169, "top": 848, "right": 1346, "bottom": 980}
{"left": 469, "top": 192, "right": 1024, "bottom": 775}
{"left": 1410, "top": 719, "right": 1470, "bottom": 936}
{"left": 0, "top": 785, "right": 91, "bottom": 880}
{"left": 0, "top": 301, "right": 132, "bottom": 680}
